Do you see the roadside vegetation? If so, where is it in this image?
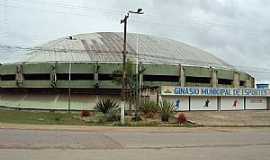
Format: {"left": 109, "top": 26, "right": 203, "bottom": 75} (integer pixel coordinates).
{"left": 0, "top": 98, "right": 194, "bottom": 127}
{"left": 0, "top": 110, "right": 84, "bottom": 125}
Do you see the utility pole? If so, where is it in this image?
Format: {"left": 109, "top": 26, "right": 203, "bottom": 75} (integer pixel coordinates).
{"left": 68, "top": 61, "right": 71, "bottom": 113}
{"left": 120, "top": 14, "right": 128, "bottom": 125}
{"left": 120, "top": 8, "right": 144, "bottom": 125}
{"left": 121, "top": 13, "right": 128, "bottom": 104}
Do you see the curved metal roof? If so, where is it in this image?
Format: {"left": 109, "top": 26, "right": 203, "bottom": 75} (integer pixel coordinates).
{"left": 21, "top": 32, "right": 232, "bottom": 68}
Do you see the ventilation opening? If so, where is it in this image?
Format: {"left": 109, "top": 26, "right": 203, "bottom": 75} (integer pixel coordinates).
{"left": 57, "top": 74, "right": 69, "bottom": 80}
{"left": 1, "top": 75, "right": 16, "bottom": 81}
{"left": 218, "top": 79, "right": 233, "bottom": 85}
{"left": 24, "top": 74, "right": 50, "bottom": 80}
{"left": 143, "top": 75, "right": 179, "bottom": 82}
{"left": 71, "top": 74, "right": 93, "bottom": 80}
{"left": 57, "top": 74, "right": 94, "bottom": 80}
{"left": 240, "top": 81, "right": 245, "bottom": 86}
{"left": 99, "top": 74, "right": 114, "bottom": 80}
{"left": 186, "top": 76, "right": 211, "bottom": 84}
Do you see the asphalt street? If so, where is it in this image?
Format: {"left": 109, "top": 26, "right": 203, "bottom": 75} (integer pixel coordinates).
{"left": 0, "top": 127, "right": 270, "bottom": 160}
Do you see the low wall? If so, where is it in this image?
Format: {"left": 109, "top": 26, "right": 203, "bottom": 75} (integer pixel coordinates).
{"left": 0, "top": 93, "right": 119, "bottom": 111}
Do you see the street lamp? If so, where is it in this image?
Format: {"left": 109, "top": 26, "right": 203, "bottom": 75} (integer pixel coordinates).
{"left": 120, "top": 8, "right": 144, "bottom": 124}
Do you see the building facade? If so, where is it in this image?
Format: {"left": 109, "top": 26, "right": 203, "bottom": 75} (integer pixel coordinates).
{"left": 0, "top": 32, "right": 255, "bottom": 110}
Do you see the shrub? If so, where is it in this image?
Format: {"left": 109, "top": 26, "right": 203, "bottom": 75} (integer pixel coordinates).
{"left": 177, "top": 113, "right": 187, "bottom": 126}
{"left": 139, "top": 101, "right": 159, "bottom": 118}
{"left": 95, "top": 98, "right": 119, "bottom": 114}
{"left": 54, "top": 116, "right": 61, "bottom": 122}
{"left": 106, "top": 108, "right": 121, "bottom": 122}
{"left": 131, "top": 112, "right": 142, "bottom": 121}
{"left": 80, "top": 110, "right": 90, "bottom": 117}
{"left": 160, "top": 100, "right": 175, "bottom": 122}
{"left": 95, "top": 112, "right": 107, "bottom": 123}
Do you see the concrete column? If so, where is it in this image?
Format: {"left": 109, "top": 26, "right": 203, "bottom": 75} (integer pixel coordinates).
{"left": 251, "top": 77, "right": 255, "bottom": 88}
{"left": 245, "top": 80, "right": 251, "bottom": 88}
{"left": 233, "top": 71, "right": 240, "bottom": 88}
{"left": 178, "top": 64, "right": 185, "bottom": 87}
{"left": 244, "top": 77, "right": 254, "bottom": 88}
{"left": 16, "top": 64, "right": 24, "bottom": 87}
{"left": 94, "top": 62, "right": 99, "bottom": 88}
{"left": 211, "top": 67, "right": 218, "bottom": 88}
{"left": 50, "top": 64, "right": 57, "bottom": 88}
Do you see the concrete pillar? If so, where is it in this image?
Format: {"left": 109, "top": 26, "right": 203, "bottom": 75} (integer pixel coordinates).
{"left": 16, "top": 64, "right": 24, "bottom": 87}
{"left": 233, "top": 71, "right": 240, "bottom": 88}
{"left": 244, "top": 77, "right": 254, "bottom": 88}
{"left": 94, "top": 62, "right": 99, "bottom": 88}
{"left": 251, "top": 77, "right": 255, "bottom": 88}
{"left": 178, "top": 64, "right": 185, "bottom": 87}
{"left": 245, "top": 80, "right": 251, "bottom": 88}
{"left": 50, "top": 64, "right": 57, "bottom": 88}
{"left": 210, "top": 67, "right": 218, "bottom": 88}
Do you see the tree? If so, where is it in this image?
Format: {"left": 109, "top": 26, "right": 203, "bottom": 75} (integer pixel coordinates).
{"left": 113, "top": 59, "right": 140, "bottom": 109}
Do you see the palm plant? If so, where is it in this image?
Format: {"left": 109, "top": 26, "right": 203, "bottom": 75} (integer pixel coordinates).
{"left": 95, "top": 98, "right": 119, "bottom": 114}
{"left": 160, "top": 100, "right": 175, "bottom": 122}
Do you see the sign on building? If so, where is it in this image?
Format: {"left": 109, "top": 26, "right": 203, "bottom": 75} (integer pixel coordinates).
{"left": 161, "top": 86, "right": 270, "bottom": 97}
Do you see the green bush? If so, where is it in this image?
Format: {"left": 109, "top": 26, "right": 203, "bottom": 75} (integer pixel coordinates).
{"left": 106, "top": 109, "right": 121, "bottom": 122}
{"left": 160, "top": 100, "right": 175, "bottom": 122}
{"left": 139, "top": 101, "right": 159, "bottom": 118}
{"left": 95, "top": 112, "right": 107, "bottom": 123}
{"left": 131, "top": 112, "right": 142, "bottom": 121}
{"left": 95, "top": 98, "right": 119, "bottom": 114}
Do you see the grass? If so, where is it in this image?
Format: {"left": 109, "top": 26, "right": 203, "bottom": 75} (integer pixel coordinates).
{"left": 0, "top": 110, "right": 85, "bottom": 125}
{"left": 0, "top": 110, "right": 197, "bottom": 127}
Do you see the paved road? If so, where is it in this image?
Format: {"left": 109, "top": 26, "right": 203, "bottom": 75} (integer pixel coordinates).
{"left": 0, "top": 127, "right": 270, "bottom": 160}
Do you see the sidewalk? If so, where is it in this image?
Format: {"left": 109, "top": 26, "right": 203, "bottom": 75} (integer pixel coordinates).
{"left": 184, "top": 110, "right": 270, "bottom": 127}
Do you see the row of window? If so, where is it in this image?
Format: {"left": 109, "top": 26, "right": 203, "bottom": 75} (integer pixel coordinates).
{"left": 0, "top": 74, "right": 245, "bottom": 86}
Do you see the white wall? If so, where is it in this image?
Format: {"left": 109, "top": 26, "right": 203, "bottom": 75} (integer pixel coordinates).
{"left": 221, "top": 97, "right": 244, "bottom": 110}
{"left": 163, "top": 96, "right": 189, "bottom": 111}
{"left": 246, "top": 97, "right": 267, "bottom": 109}
{"left": 190, "top": 97, "right": 218, "bottom": 111}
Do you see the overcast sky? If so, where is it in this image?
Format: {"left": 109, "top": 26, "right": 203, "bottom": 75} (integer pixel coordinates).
{"left": 0, "top": 0, "right": 270, "bottom": 81}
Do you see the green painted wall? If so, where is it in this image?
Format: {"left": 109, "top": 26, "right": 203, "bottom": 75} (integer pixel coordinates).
{"left": 184, "top": 66, "right": 211, "bottom": 78}
{"left": 143, "top": 64, "right": 178, "bottom": 76}
{"left": 217, "top": 69, "right": 234, "bottom": 79}
{"left": 0, "top": 63, "right": 254, "bottom": 89}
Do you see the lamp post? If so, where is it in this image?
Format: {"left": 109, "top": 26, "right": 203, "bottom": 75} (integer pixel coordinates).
{"left": 120, "top": 8, "right": 144, "bottom": 125}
